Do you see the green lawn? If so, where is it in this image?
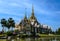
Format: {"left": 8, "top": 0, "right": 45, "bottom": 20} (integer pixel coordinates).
{"left": 38, "top": 34, "right": 60, "bottom": 37}
{"left": 0, "top": 39, "right": 6, "bottom": 41}
{"left": 0, "top": 34, "right": 6, "bottom": 36}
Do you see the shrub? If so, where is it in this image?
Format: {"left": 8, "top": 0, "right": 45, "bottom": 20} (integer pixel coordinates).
{"left": 6, "top": 31, "right": 12, "bottom": 36}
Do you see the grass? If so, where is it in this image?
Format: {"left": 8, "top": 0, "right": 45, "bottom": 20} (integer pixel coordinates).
{"left": 0, "top": 34, "right": 4, "bottom": 36}
{"left": 38, "top": 34, "right": 60, "bottom": 37}
{"left": 0, "top": 34, "right": 6, "bottom": 36}
{"left": 0, "top": 33, "right": 60, "bottom": 37}
{"left": 0, "top": 39, "right": 6, "bottom": 41}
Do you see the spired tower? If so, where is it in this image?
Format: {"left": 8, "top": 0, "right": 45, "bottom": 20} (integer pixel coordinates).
{"left": 29, "top": 5, "right": 40, "bottom": 34}
{"left": 15, "top": 5, "right": 51, "bottom": 34}
{"left": 18, "top": 10, "right": 28, "bottom": 31}
{"left": 24, "top": 8, "right": 28, "bottom": 23}
{"left": 30, "top": 5, "right": 36, "bottom": 20}
{"left": 24, "top": 13, "right": 28, "bottom": 23}
{"left": 29, "top": 5, "right": 37, "bottom": 25}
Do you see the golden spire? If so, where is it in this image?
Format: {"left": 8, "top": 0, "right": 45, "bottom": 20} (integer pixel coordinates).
{"left": 32, "top": 5, "right": 34, "bottom": 16}
{"left": 30, "top": 5, "right": 36, "bottom": 19}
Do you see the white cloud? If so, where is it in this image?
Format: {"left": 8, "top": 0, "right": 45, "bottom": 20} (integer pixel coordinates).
{"left": 0, "top": 0, "right": 31, "bottom": 15}
{"left": 9, "top": 3, "right": 20, "bottom": 7}
{"left": 55, "top": 11, "right": 60, "bottom": 14}
{"left": 0, "top": 8, "right": 24, "bottom": 16}
{"left": 0, "top": 0, "right": 58, "bottom": 17}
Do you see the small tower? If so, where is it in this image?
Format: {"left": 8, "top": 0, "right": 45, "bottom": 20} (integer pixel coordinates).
{"left": 31, "top": 5, "right": 34, "bottom": 17}
{"left": 24, "top": 13, "right": 27, "bottom": 20}
{"left": 30, "top": 5, "right": 37, "bottom": 22}
{"left": 24, "top": 8, "right": 28, "bottom": 22}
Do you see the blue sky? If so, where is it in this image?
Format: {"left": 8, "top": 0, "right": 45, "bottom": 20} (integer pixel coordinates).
{"left": 0, "top": 0, "right": 60, "bottom": 31}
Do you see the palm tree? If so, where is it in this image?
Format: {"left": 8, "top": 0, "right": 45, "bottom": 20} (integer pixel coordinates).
{"left": 8, "top": 18, "right": 15, "bottom": 31}
{"left": 0, "top": 18, "right": 15, "bottom": 31}
{"left": 6, "top": 22, "right": 11, "bottom": 31}
{"left": 1, "top": 18, "right": 7, "bottom": 32}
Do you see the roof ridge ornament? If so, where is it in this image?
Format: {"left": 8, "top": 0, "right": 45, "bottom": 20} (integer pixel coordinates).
{"left": 24, "top": 8, "right": 27, "bottom": 19}
{"left": 32, "top": 4, "right": 34, "bottom": 16}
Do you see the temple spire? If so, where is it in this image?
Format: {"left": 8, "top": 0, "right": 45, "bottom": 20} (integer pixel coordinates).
{"left": 30, "top": 5, "right": 36, "bottom": 19}
{"left": 29, "top": 5, "right": 37, "bottom": 21}
{"left": 24, "top": 8, "right": 27, "bottom": 20}
{"left": 32, "top": 5, "right": 34, "bottom": 16}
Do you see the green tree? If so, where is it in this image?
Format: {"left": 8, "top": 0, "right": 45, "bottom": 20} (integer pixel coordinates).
{"left": 1, "top": 18, "right": 7, "bottom": 32}
{"left": 7, "top": 18, "right": 15, "bottom": 31}
{"left": 56, "top": 28, "right": 60, "bottom": 35}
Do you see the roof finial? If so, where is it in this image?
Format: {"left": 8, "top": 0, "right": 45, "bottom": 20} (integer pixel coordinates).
{"left": 32, "top": 4, "right": 34, "bottom": 16}
{"left": 24, "top": 8, "right": 27, "bottom": 19}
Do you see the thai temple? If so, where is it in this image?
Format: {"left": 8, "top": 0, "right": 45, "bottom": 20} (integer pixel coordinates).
{"left": 15, "top": 5, "right": 52, "bottom": 34}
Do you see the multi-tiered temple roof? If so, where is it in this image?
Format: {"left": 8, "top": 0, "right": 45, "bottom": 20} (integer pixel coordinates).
{"left": 15, "top": 5, "right": 52, "bottom": 34}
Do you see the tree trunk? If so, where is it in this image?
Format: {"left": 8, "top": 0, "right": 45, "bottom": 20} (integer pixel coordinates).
{"left": 8, "top": 28, "right": 10, "bottom": 31}
{"left": 2, "top": 26, "right": 4, "bottom": 32}
{"left": 12, "top": 27, "right": 13, "bottom": 31}
{"left": 11, "top": 27, "right": 12, "bottom": 31}
{"left": 4, "top": 27, "right": 7, "bottom": 32}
